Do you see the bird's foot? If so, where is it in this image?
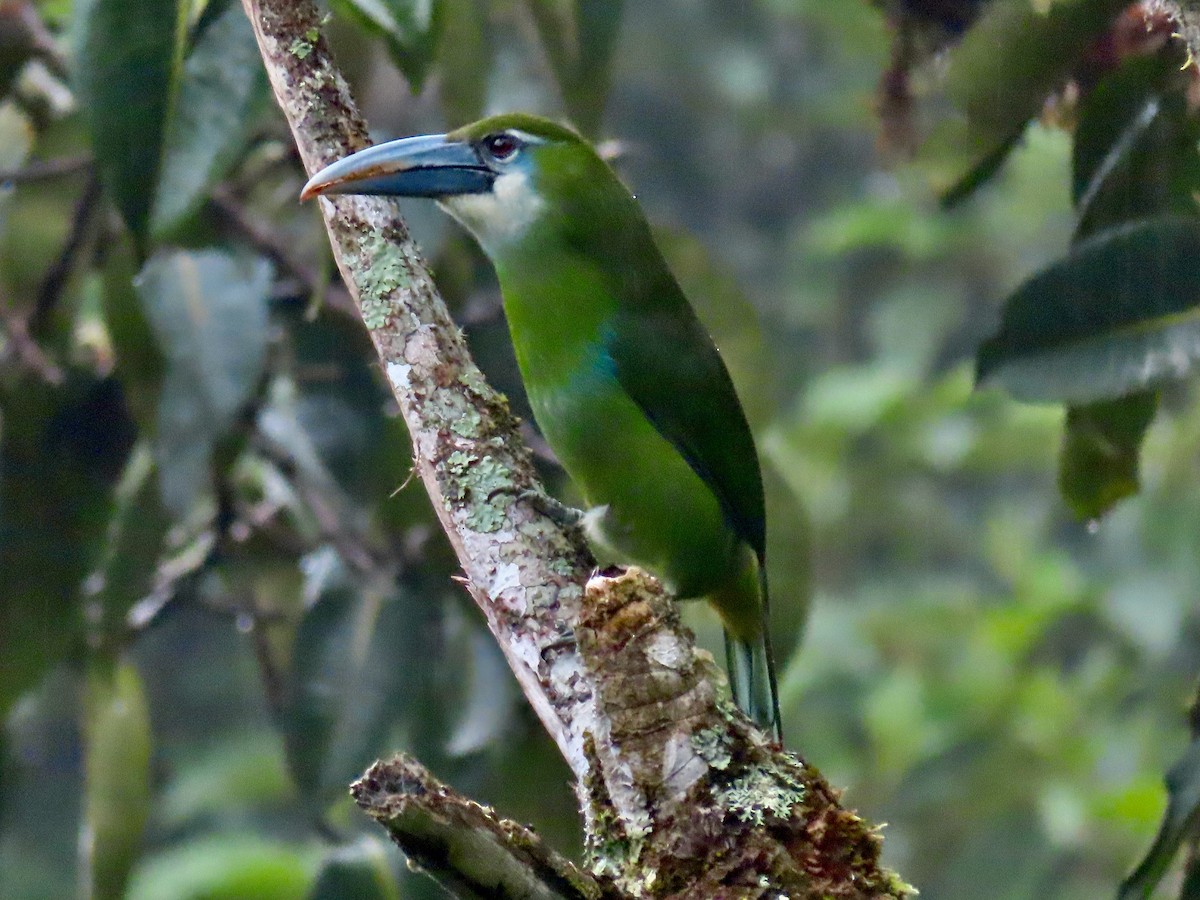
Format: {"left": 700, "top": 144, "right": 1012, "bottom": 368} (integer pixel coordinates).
{"left": 518, "top": 489, "right": 586, "bottom": 529}
{"left": 485, "top": 484, "right": 587, "bottom": 529}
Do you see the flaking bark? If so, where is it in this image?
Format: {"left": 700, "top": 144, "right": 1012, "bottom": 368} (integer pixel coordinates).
{"left": 353, "top": 755, "right": 617, "bottom": 900}
{"left": 240, "top": 0, "right": 911, "bottom": 895}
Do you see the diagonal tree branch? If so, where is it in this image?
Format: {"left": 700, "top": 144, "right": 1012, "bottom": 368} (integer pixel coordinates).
{"left": 239, "top": 0, "right": 909, "bottom": 895}
{"left": 353, "top": 754, "right": 620, "bottom": 900}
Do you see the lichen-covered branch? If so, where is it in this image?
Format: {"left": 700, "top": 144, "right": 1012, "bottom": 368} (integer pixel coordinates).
{"left": 240, "top": 0, "right": 910, "bottom": 895}
{"left": 353, "top": 755, "right": 620, "bottom": 900}
{"left": 1157, "top": 1, "right": 1200, "bottom": 67}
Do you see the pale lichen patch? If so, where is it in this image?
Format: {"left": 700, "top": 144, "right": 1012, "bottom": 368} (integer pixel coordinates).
{"left": 440, "top": 451, "right": 517, "bottom": 532}
{"left": 549, "top": 556, "right": 577, "bottom": 578}
{"left": 644, "top": 630, "right": 689, "bottom": 670}
{"left": 385, "top": 361, "right": 412, "bottom": 391}
{"left": 402, "top": 323, "right": 441, "bottom": 369}
{"left": 288, "top": 36, "right": 313, "bottom": 58}
{"left": 719, "top": 764, "right": 807, "bottom": 827}
{"left": 489, "top": 561, "right": 522, "bottom": 598}
{"left": 690, "top": 724, "right": 734, "bottom": 771}
{"left": 451, "top": 406, "right": 483, "bottom": 438}
{"left": 661, "top": 732, "right": 708, "bottom": 796}
{"left": 356, "top": 231, "right": 412, "bottom": 328}
{"left": 465, "top": 501, "right": 507, "bottom": 533}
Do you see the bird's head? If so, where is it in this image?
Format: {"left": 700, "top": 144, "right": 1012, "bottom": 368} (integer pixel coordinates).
{"left": 301, "top": 113, "right": 598, "bottom": 255}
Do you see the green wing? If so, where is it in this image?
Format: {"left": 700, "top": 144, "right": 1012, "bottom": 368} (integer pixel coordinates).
{"left": 605, "top": 277, "right": 766, "bottom": 558}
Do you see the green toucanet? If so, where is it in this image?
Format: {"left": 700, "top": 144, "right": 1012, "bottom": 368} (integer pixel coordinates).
{"left": 302, "top": 113, "right": 782, "bottom": 738}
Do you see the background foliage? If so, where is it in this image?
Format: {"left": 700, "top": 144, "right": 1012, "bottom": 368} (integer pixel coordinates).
{"left": 4, "top": 0, "right": 1200, "bottom": 897}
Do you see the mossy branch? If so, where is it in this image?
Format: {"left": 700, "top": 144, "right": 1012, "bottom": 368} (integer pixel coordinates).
{"left": 239, "top": 0, "right": 910, "bottom": 895}
{"left": 352, "top": 755, "right": 619, "bottom": 900}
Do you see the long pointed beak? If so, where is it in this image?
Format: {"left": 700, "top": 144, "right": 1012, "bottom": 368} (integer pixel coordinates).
{"left": 300, "top": 134, "right": 494, "bottom": 201}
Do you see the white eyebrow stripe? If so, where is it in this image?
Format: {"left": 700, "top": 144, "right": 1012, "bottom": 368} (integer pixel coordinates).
{"left": 507, "top": 129, "right": 547, "bottom": 145}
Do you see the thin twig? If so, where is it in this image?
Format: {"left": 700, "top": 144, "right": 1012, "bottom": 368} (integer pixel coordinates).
{"left": 251, "top": 428, "right": 400, "bottom": 587}
{"left": 244, "top": 589, "right": 289, "bottom": 723}
{"left": 211, "top": 183, "right": 320, "bottom": 286}
{"left": 210, "top": 182, "right": 359, "bottom": 319}
{"left": 0, "top": 154, "right": 92, "bottom": 185}
{"left": 0, "top": 290, "right": 63, "bottom": 383}
{"left": 30, "top": 173, "right": 101, "bottom": 335}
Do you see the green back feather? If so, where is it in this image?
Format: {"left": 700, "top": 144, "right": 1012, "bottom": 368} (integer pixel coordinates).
{"left": 524, "top": 132, "right": 767, "bottom": 559}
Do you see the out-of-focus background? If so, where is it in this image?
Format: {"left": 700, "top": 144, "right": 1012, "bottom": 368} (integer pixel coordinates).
{"left": 3, "top": 0, "right": 1199, "bottom": 897}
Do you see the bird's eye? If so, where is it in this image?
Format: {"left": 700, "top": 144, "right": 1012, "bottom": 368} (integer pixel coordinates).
{"left": 481, "top": 133, "right": 520, "bottom": 162}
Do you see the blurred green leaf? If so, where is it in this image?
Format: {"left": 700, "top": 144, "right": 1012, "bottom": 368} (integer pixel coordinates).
{"left": 102, "top": 232, "right": 165, "bottom": 429}
{"left": 436, "top": 0, "right": 491, "bottom": 125}
{"left": 85, "top": 442, "right": 172, "bottom": 641}
{"left": 1059, "top": 393, "right": 1157, "bottom": 521}
{"left": 526, "top": 0, "right": 624, "bottom": 137}
{"left": 1119, "top": 739, "right": 1200, "bottom": 900}
{"left": 159, "top": 730, "right": 294, "bottom": 829}
{"left": 445, "top": 629, "right": 518, "bottom": 756}
{"left": 308, "top": 838, "right": 400, "bottom": 900}
{"left": 74, "top": 0, "right": 187, "bottom": 248}
{"left": 946, "top": 0, "right": 1130, "bottom": 148}
{"left": 283, "top": 574, "right": 413, "bottom": 803}
{"left": 331, "top": 0, "right": 442, "bottom": 92}
{"left": 150, "top": 2, "right": 271, "bottom": 238}
{"left": 977, "top": 217, "right": 1200, "bottom": 404}
{"left": 804, "top": 198, "right": 953, "bottom": 261}
{"left": 81, "top": 659, "right": 152, "bottom": 900}
{"left": 126, "top": 834, "right": 319, "bottom": 900}
{"left": 0, "top": 374, "right": 135, "bottom": 717}
{"left": 938, "top": 124, "right": 1025, "bottom": 209}
{"left": 133, "top": 248, "right": 271, "bottom": 515}
{"left": 1072, "top": 53, "right": 1200, "bottom": 239}
{"left": 934, "top": 0, "right": 1130, "bottom": 198}
{"left": 1052, "top": 52, "right": 1200, "bottom": 521}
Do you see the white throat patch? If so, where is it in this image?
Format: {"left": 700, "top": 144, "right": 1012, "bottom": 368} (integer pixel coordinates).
{"left": 439, "top": 169, "right": 546, "bottom": 251}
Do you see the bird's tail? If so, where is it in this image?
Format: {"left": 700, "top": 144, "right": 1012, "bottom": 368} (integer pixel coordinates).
{"left": 724, "top": 629, "right": 781, "bottom": 742}
{"left": 719, "top": 557, "right": 782, "bottom": 742}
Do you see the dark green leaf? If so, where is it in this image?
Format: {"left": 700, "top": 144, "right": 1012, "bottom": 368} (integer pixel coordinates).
{"left": 945, "top": 0, "right": 1131, "bottom": 148}
{"left": 282, "top": 573, "right": 414, "bottom": 802}
{"left": 1058, "top": 392, "right": 1156, "bottom": 520}
{"left": 151, "top": 2, "right": 271, "bottom": 237}
{"left": 308, "top": 839, "right": 400, "bottom": 900}
{"left": 82, "top": 659, "right": 152, "bottom": 900}
{"left": 1073, "top": 53, "right": 1200, "bottom": 239}
{"left": 74, "top": 0, "right": 187, "bottom": 247}
{"left": 85, "top": 444, "right": 173, "bottom": 643}
{"left": 1119, "top": 738, "right": 1200, "bottom": 900}
{"left": 332, "top": 0, "right": 443, "bottom": 92}
{"left": 0, "top": 374, "right": 135, "bottom": 717}
{"left": 102, "top": 232, "right": 165, "bottom": 430}
{"left": 133, "top": 249, "right": 271, "bottom": 515}
{"left": 938, "top": 125, "right": 1025, "bottom": 210}
{"left": 977, "top": 217, "right": 1200, "bottom": 403}
{"left": 526, "top": 0, "right": 624, "bottom": 137}
{"left": 436, "top": 0, "right": 491, "bottom": 124}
